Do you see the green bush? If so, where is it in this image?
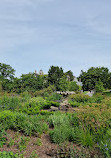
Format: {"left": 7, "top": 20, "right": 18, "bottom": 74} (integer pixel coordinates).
{"left": 69, "top": 94, "right": 91, "bottom": 103}
{"left": 0, "top": 151, "right": 19, "bottom": 158}
{"left": 0, "top": 111, "right": 48, "bottom": 136}
{"left": 68, "top": 101, "right": 80, "bottom": 107}
{"left": 21, "top": 97, "right": 52, "bottom": 114}
{"left": 0, "top": 96, "right": 21, "bottom": 111}
{"left": 34, "top": 85, "right": 56, "bottom": 97}
{"left": 0, "top": 124, "right": 7, "bottom": 147}
{"left": 49, "top": 125, "right": 71, "bottom": 144}
{"left": 47, "top": 93, "right": 61, "bottom": 101}
{"left": 98, "top": 138, "right": 111, "bottom": 157}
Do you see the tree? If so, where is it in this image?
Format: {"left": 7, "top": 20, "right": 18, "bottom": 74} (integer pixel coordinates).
{"left": 0, "top": 63, "right": 15, "bottom": 81}
{"left": 79, "top": 67, "right": 110, "bottom": 91}
{"left": 58, "top": 75, "right": 69, "bottom": 91}
{"left": 48, "top": 66, "right": 64, "bottom": 90}
{"left": 65, "top": 70, "right": 74, "bottom": 81}
{"left": 68, "top": 81, "right": 79, "bottom": 91}
{"left": 0, "top": 63, "right": 15, "bottom": 92}
{"left": 20, "top": 73, "right": 46, "bottom": 92}
{"left": 95, "top": 80, "right": 105, "bottom": 92}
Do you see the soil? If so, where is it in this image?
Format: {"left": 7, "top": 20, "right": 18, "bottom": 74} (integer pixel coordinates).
{"left": 0, "top": 129, "right": 57, "bottom": 158}
{"left": 0, "top": 99, "right": 103, "bottom": 158}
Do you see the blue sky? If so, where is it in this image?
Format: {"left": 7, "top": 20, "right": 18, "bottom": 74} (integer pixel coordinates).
{"left": 0, "top": 0, "right": 111, "bottom": 77}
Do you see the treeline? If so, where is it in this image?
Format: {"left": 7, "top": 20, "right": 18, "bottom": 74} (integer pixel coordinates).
{"left": 79, "top": 67, "right": 111, "bottom": 92}
{"left": 0, "top": 63, "right": 111, "bottom": 94}
{"left": 0, "top": 63, "right": 79, "bottom": 93}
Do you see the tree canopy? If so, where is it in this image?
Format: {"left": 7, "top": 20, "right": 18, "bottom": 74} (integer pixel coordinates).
{"left": 48, "top": 66, "right": 64, "bottom": 90}
{"left": 79, "top": 67, "right": 110, "bottom": 91}
{"left": 0, "top": 63, "right": 15, "bottom": 81}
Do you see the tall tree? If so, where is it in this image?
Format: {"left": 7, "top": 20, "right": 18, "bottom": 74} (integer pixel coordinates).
{"left": 0, "top": 63, "right": 15, "bottom": 81}
{"left": 48, "top": 66, "right": 64, "bottom": 90}
{"left": 65, "top": 70, "right": 74, "bottom": 81}
{"left": 79, "top": 67, "right": 110, "bottom": 91}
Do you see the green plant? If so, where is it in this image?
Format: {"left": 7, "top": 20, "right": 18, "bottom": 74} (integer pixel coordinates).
{"left": 68, "top": 94, "right": 91, "bottom": 104}
{"left": 0, "top": 124, "right": 7, "bottom": 147}
{"left": 68, "top": 101, "right": 80, "bottom": 107}
{"left": 34, "top": 138, "right": 42, "bottom": 146}
{"left": 50, "top": 125, "right": 71, "bottom": 144}
{"left": 0, "top": 96, "right": 21, "bottom": 111}
{"left": 98, "top": 139, "right": 111, "bottom": 158}
{"left": 18, "top": 136, "right": 30, "bottom": 152}
{"left": 30, "top": 150, "right": 38, "bottom": 158}
{"left": 0, "top": 151, "right": 19, "bottom": 158}
{"left": 7, "top": 138, "right": 14, "bottom": 147}
{"left": 56, "top": 144, "right": 91, "bottom": 158}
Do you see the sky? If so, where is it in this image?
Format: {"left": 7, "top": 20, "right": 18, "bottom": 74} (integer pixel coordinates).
{"left": 0, "top": 0, "right": 111, "bottom": 77}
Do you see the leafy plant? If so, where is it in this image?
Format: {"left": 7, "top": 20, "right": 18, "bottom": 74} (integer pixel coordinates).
{"left": 98, "top": 139, "right": 111, "bottom": 158}
{"left": 7, "top": 138, "right": 14, "bottom": 147}
{"left": 18, "top": 136, "right": 30, "bottom": 152}
{"left": 0, "top": 151, "right": 19, "bottom": 158}
{"left": 34, "top": 138, "right": 42, "bottom": 146}
{"left": 29, "top": 150, "right": 38, "bottom": 158}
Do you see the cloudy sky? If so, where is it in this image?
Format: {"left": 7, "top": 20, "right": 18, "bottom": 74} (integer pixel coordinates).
{"left": 0, "top": 0, "right": 111, "bottom": 77}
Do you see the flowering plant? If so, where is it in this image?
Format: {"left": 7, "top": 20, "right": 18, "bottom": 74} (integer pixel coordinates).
{"left": 98, "top": 139, "right": 111, "bottom": 158}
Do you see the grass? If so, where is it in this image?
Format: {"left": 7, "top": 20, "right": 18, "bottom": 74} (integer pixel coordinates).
{"left": 0, "top": 92, "right": 111, "bottom": 157}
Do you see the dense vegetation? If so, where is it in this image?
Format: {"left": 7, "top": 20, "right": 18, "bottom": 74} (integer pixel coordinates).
{"left": 0, "top": 63, "right": 111, "bottom": 157}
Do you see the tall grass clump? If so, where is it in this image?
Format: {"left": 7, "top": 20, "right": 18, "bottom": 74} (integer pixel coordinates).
{"left": 0, "top": 110, "right": 48, "bottom": 136}
{"left": 0, "top": 95, "right": 21, "bottom": 111}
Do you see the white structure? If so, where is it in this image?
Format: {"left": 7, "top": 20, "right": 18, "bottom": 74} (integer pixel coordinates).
{"left": 73, "top": 77, "right": 83, "bottom": 86}
{"left": 39, "top": 70, "right": 44, "bottom": 75}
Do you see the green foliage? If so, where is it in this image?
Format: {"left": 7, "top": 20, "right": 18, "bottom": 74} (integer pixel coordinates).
{"left": 79, "top": 67, "right": 110, "bottom": 91}
{"left": 68, "top": 94, "right": 91, "bottom": 104}
{"left": 0, "top": 111, "right": 48, "bottom": 136}
{"left": 65, "top": 70, "right": 74, "bottom": 81}
{"left": 34, "top": 85, "right": 56, "bottom": 97}
{"left": 0, "top": 151, "right": 19, "bottom": 158}
{"left": 18, "top": 136, "right": 30, "bottom": 152}
{"left": 68, "top": 101, "right": 80, "bottom": 107}
{"left": 0, "top": 124, "right": 7, "bottom": 147}
{"left": 95, "top": 80, "right": 105, "bottom": 92}
{"left": 29, "top": 151, "right": 38, "bottom": 158}
{"left": 20, "top": 91, "right": 31, "bottom": 101}
{"left": 34, "top": 138, "right": 42, "bottom": 146}
{"left": 58, "top": 75, "right": 69, "bottom": 91}
{"left": 7, "top": 138, "right": 14, "bottom": 147}
{"left": 47, "top": 93, "right": 61, "bottom": 101}
{"left": 22, "top": 97, "right": 53, "bottom": 114}
{"left": 0, "top": 95, "right": 21, "bottom": 111}
{"left": 19, "top": 73, "right": 46, "bottom": 93}
{"left": 48, "top": 65, "right": 64, "bottom": 90}
{"left": 68, "top": 81, "right": 79, "bottom": 91}
{"left": 49, "top": 124, "right": 71, "bottom": 144}
{"left": 0, "top": 63, "right": 15, "bottom": 81}
{"left": 98, "top": 139, "right": 111, "bottom": 158}
{"left": 56, "top": 144, "right": 91, "bottom": 158}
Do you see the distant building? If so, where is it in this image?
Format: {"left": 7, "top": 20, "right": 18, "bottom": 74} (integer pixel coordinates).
{"left": 66, "top": 75, "right": 70, "bottom": 81}
{"left": 34, "top": 70, "right": 38, "bottom": 77}
{"left": 39, "top": 70, "right": 44, "bottom": 75}
{"left": 73, "top": 77, "right": 83, "bottom": 86}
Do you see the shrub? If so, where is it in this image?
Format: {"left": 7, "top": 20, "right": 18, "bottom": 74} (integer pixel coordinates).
{"left": 0, "top": 111, "right": 48, "bottom": 136}
{"left": 0, "top": 96, "right": 21, "bottom": 111}
{"left": 34, "top": 85, "right": 56, "bottom": 97}
{"left": 0, "top": 151, "right": 19, "bottom": 158}
{"left": 95, "top": 80, "right": 105, "bottom": 92}
{"left": 22, "top": 97, "right": 52, "bottom": 114}
{"left": 68, "top": 101, "right": 80, "bottom": 107}
{"left": 98, "top": 139, "right": 111, "bottom": 157}
{"left": 47, "top": 93, "right": 61, "bottom": 101}
{"left": 49, "top": 125, "right": 71, "bottom": 144}
{"left": 68, "top": 94, "right": 91, "bottom": 103}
